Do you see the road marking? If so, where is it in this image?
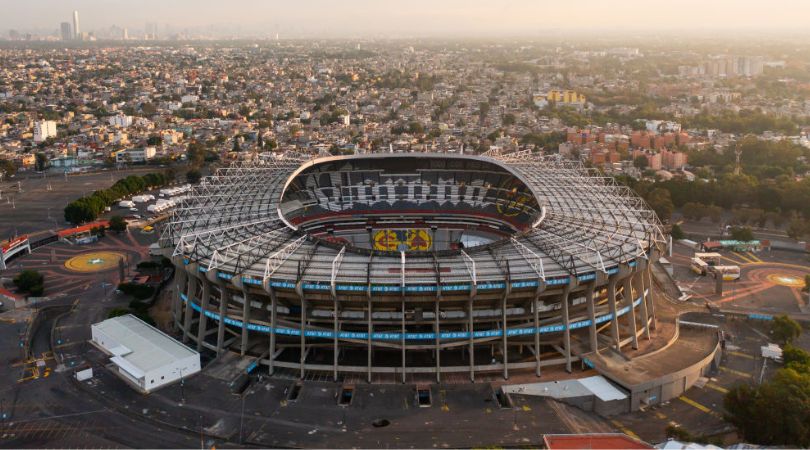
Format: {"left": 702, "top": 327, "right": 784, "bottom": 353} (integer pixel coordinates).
{"left": 678, "top": 396, "right": 719, "bottom": 417}
{"left": 728, "top": 351, "right": 755, "bottom": 360}
{"left": 610, "top": 419, "right": 641, "bottom": 440}
{"left": 732, "top": 252, "right": 757, "bottom": 264}
{"left": 654, "top": 411, "right": 667, "bottom": 420}
{"left": 721, "top": 255, "right": 748, "bottom": 266}
{"left": 522, "top": 405, "right": 531, "bottom": 412}
{"left": 706, "top": 383, "right": 729, "bottom": 394}
{"left": 746, "top": 252, "right": 763, "bottom": 263}
{"left": 720, "top": 366, "right": 752, "bottom": 378}
{"left": 715, "top": 284, "right": 773, "bottom": 304}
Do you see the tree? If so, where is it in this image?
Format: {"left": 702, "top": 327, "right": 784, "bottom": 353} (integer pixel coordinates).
{"left": 64, "top": 201, "right": 97, "bottom": 224}
{"left": 186, "top": 169, "right": 202, "bottom": 184}
{"left": 232, "top": 136, "right": 241, "bottom": 152}
{"left": 109, "top": 215, "right": 127, "bottom": 233}
{"left": 502, "top": 113, "right": 516, "bottom": 126}
{"left": 34, "top": 152, "right": 48, "bottom": 172}
{"left": 788, "top": 218, "right": 808, "bottom": 240}
{"left": 771, "top": 315, "right": 802, "bottom": 345}
{"left": 804, "top": 275, "right": 810, "bottom": 293}
{"left": 407, "top": 121, "right": 424, "bottom": 135}
{"left": 646, "top": 188, "right": 674, "bottom": 222}
{"left": 13, "top": 270, "right": 44, "bottom": 297}
{"left": 730, "top": 226, "right": 755, "bottom": 242}
{"left": 0, "top": 159, "right": 16, "bottom": 178}
{"left": 671, "top": 223, "right": 685, "bottom": 240}
{"left": 633, "top": 155, "right": 649, "bottom": 170}
{"left": 725, "top": 368, "right": 810, "bottom": 447}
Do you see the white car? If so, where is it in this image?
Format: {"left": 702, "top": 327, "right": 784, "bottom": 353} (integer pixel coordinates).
{"left": 129, "top": 207, "right": 138, "bottom": 212}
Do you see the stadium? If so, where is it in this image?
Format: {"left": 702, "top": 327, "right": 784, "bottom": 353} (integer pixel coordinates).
{"left": 159, "top": 151, "right": 666, "bottom": 383}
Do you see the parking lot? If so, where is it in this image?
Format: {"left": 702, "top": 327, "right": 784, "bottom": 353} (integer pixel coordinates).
{"left": 0, "top": 167, "right": 176, "bottom": 239}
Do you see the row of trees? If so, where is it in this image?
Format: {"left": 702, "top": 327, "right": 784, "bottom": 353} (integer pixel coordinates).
{"left": 63, "top": 172, "right": 170, "bottom": 224}
{"left": 620, "top": 173, "right": 810, "bottom": 237}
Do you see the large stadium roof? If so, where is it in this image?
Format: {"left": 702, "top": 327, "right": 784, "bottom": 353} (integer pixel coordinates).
{"left": 160, "top": 151, "right": 666, "bottom": 290}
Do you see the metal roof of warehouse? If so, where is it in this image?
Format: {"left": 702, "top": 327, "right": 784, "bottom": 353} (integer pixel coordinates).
{"left": 94, "top": 314, "right": 198, "bottom": 376}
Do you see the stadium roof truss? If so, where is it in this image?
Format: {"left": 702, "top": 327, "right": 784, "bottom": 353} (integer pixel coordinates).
{"left": 160, "top": 152, "right": 666, "bottom": 288}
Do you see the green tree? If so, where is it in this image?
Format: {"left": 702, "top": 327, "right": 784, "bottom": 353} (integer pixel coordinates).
{"left": 34, "top": 152, "right": 48, "bottom": 172}
{"left": 633, "top": 155, "right": 649, "bottom": 170}
{"left": 13, "top": 270, "right": 44, "bottom": 296}
{"left": 0, "top": 159, "right": 16, "bottom": 178}
{"left": 725, "top": 368, "right": 810, "bottom": 447}
{"left": 109, "top": 215, "right": 127, "bottom": 233}
{"left": 730, "top": 226, "right": 755, "bottom": 242}
{"left": 646, "top": 188, "right": 674, "bottom": 222}
{"left": 771, "top": 315, "right": 802, "bottom": 345}
{"left": 407, "top": 121, "right": 424, "bottom": 135}
{"left": 671, "top": 223, "right": 685, "bottom": 240}
{"left": 186, "top": 169, "right": 202, "bottom": 184}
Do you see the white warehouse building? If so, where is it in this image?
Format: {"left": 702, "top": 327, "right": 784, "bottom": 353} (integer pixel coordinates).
{"left": 91, "top": 314, "right": 201, "bottom": 393}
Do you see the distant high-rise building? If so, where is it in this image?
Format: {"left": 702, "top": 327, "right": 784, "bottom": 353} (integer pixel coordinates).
{"left": 34, "top": 120, "right": 57, "bottom": 143}
{"left": 122, "top": 27, "right": 128, "bottom": 40}
{"left": 72, "top": 10, "right": 81, "bottom": 40}
{"left": 145, "top": 22, "right": 158, "bottom": 40}
{"left": 60, "top": 22, "right": 72, "bottom": 41}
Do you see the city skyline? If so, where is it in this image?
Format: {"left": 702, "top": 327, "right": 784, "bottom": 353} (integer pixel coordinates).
{"left": 3, "top": 0, "right": 810, "bottom": 38}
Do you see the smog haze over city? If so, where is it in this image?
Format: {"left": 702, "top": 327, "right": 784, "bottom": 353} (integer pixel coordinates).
{"left": 2, "top": 1, "right": 810, "bottom": 450}
{"left": 3, "top": 0, "right": 810, "bottom": 37}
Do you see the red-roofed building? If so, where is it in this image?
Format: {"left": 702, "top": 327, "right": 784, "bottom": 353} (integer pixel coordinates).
{"left": 543, "top": 433, "right": 654, "bottom": 450}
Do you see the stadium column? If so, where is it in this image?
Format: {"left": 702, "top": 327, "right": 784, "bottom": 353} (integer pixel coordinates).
{"left": 241, "top": 288, "right": 250, "bottom": 356}
{"left": 585, "top": 283, "right": 598, "bottom": 353}
{"left": 332, "top": 292, "right": 339, "bottom": 382}
{"left": 561, "top": 284, "right": 572, "bottom": 373}
{"left": 178, "top": 276, "right": 197, "bottom": 343}
{"left": 623, "top": 274, "right": 639, "bottom": 350}
{"left": 296, "top": 282, "right": 306, "bottom": 379}
{"left": 182, "top": 270, "right": 198, "bottom": 343}
{"left": 268, "top": 286, "right": 278, "bottom": 376}
{"left": 533, "top": 280, "right": 546, "bottom": 377}
{"left": 401, "top": 295, "right": 406, "bottom": 384}
{"left": 434, "top": 265, "right": 442, "bottom": 383}
{"left": 172, "top": 266, "right": 187, "bottom": 331}
{"left": 607, "top": 277, "right": 621, "bottom": 350}
{"left": 501, "top": 294, "right": 508, "bottom": 380}
{"left": 645, "top": 266, "right": 657, "bottom": 330}
{"left": 634, "top": 270, "right": 651, "bottom": 340}
{"left": 215, "top": 281, "right": 228, "bottom": 355}
{"left": 196, "top": 277, "right": 211, "bottom": 351}
{"left": 468, "top": 286, "right": 476, "bottom": 383}
{"left": 366, "top": 287, "right": 372, "bottom": 384}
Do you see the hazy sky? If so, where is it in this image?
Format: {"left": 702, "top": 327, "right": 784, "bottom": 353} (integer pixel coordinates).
{"left": 4, "top": 0, "right": 810, "bottom": 37}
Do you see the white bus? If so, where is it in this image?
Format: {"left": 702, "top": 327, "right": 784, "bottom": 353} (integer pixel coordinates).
{"left": 712, "top": 265, "right": 741, "bottom": 281}
{"left": 691, "top": 257, "right": 709, "bottom": 275}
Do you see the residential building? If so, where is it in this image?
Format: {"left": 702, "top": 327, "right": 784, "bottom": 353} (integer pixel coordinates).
{"left": 108, "top": 114, "right": 133, "bottom": 128}
{"left": 115, "top": 146, "right": 156, "bottom": 164}
{"left": 33, "top": 120, "right": 57, "bottom": 143}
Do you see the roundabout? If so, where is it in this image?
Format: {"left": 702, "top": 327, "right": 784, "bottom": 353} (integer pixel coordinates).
{"left": 64, "top": 251, "right": 126, "bottom": 273}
